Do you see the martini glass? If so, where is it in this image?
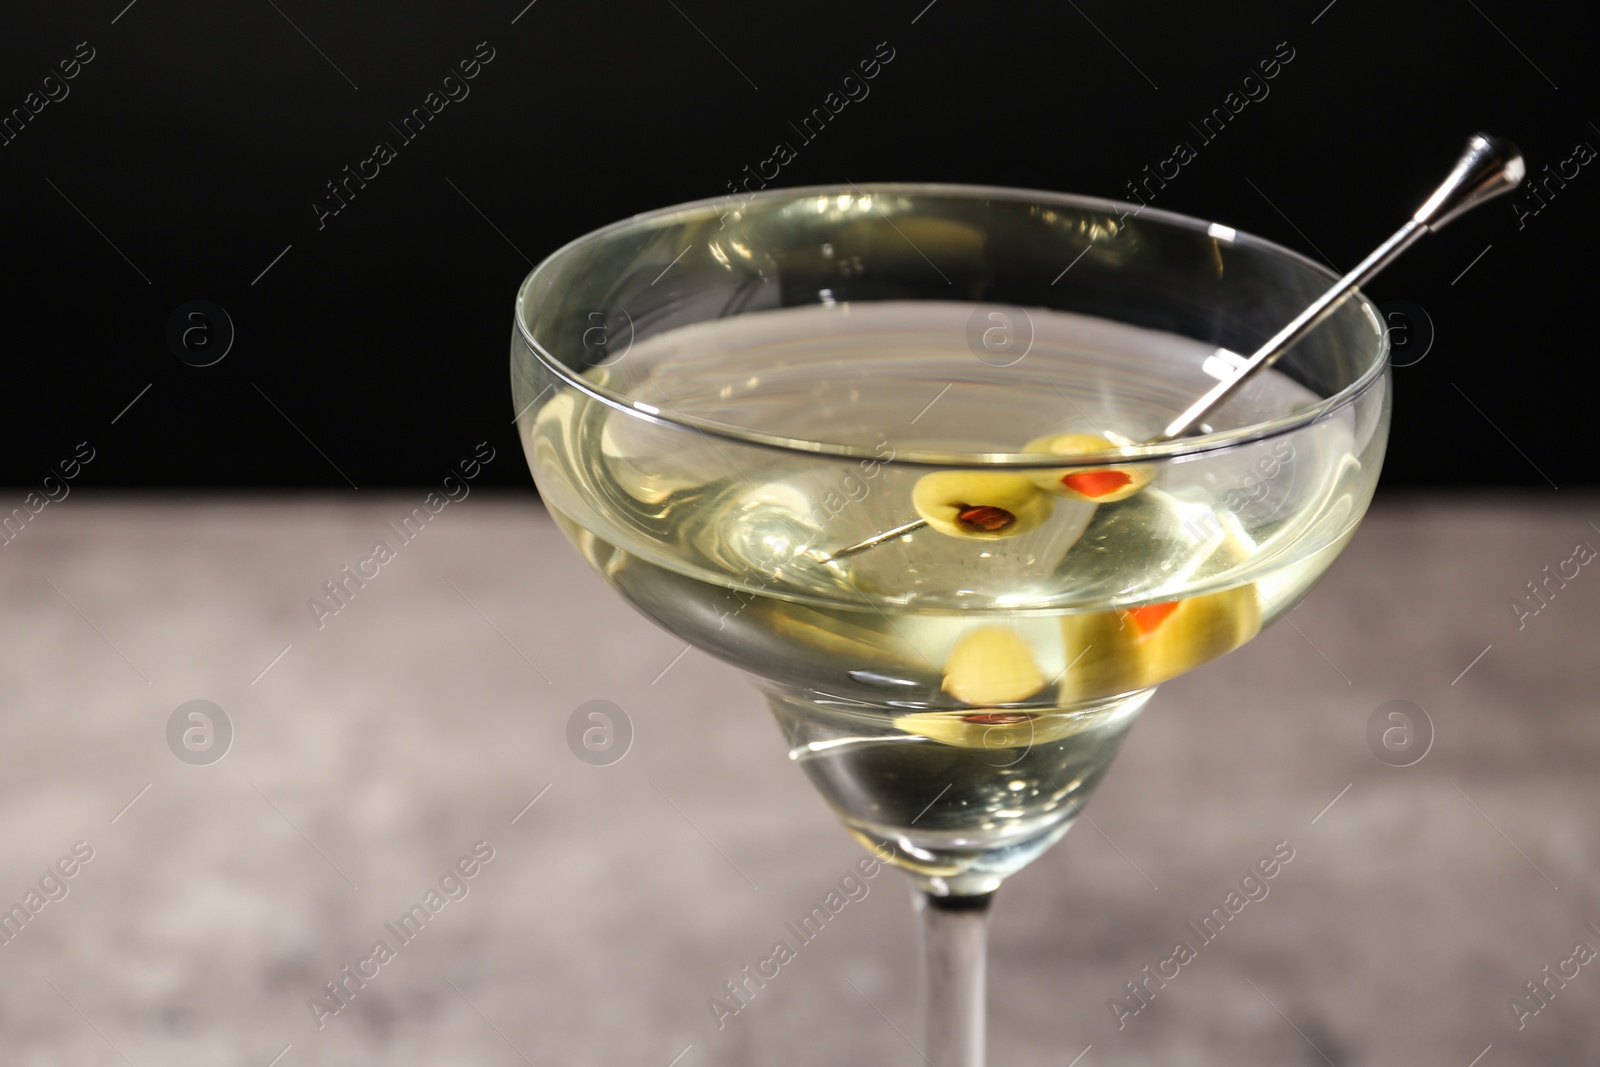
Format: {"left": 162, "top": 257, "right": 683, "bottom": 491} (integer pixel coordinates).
{"left": 510, "top": 185, "right": 1390, "bottom": 1066}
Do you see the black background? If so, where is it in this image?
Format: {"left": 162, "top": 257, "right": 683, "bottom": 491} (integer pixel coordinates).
{"left": 1, "top": 0, "right": 1589, "bottom": 491}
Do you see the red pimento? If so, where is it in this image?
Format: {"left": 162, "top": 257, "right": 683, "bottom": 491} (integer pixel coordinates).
{"left": 962, "top": 712, "right": 1033, "bottom": 725}
{"left": 1060, "top": 469, "right": 1133, "bottom": 498}
{"left": 1124, "top": 601, "right": 1181, "bottom": 635}
{"left": 954, "top": 504, "right": 1017, "bottom": 533}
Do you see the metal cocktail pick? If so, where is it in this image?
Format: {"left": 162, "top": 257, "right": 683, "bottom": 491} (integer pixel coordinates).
{"left": 822, "top": 132, "right": 1525, "bottom": 563}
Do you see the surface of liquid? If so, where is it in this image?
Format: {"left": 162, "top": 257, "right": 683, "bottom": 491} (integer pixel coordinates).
{"left": 525, "top": 302, "right": 1380, "bottom": 893}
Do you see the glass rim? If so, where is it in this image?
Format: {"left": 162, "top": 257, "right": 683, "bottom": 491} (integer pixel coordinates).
{"left": 514, "top": 181, "right": 1390, "bottom": 468}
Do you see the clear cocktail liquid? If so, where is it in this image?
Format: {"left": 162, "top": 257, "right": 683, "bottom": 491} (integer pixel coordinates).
{"left": 525, "top": 302, "right": 1375, "bottom": 893}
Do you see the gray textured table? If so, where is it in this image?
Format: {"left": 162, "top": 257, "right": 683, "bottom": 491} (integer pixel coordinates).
{"left": 1, "top": 496, "right": 1596, "bottom": 1066}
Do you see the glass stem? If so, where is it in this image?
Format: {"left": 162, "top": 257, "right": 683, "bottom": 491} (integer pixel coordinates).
{"left": 915, "top": 889, "right": 993, "bottom": 1067}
